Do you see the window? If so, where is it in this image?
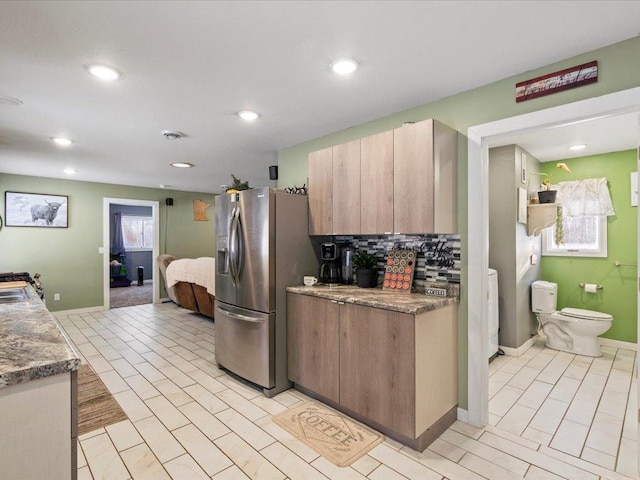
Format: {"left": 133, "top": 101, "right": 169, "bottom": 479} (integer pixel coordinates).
{"left": 542, "top": 211, "right": 607, "bottom": 257}
{"left": 121, "top": 215, "right": 153, "bottom": 251}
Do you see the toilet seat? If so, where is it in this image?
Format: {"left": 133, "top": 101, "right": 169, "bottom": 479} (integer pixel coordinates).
{"left": 559, "top": 307, "right": 612, "bottom": 322}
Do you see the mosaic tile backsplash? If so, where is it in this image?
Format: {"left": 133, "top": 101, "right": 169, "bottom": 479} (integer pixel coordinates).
{"left": 334, "top": 234, "right": 461, "bottom": 287}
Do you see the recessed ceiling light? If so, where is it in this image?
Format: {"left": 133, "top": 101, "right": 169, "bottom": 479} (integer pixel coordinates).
{"left": 238, "top": 110, "right": 259, "bottom": 121}
{"left": 52, "top": 137, "right": 73, "bottom": 146}
{"left": 170, "top": 162, "right": 194, "bottom": 168}
{"left": 64, "top": 168, "right": 77, "bottom": 175}
{"left": 87, "top": 64, "right": 121, "bottom": 81}
{"left": 569, "top": 144, "right": 587, "bottom": 151}
{"left": 0, "top": 96, "right": 23, "bottom": 106}
{"left": 331, "top": 59, "right": 358, "bottom": 75}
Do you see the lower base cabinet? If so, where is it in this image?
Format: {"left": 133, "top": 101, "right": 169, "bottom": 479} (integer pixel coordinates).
{"left": 0, "top": 371, "right": 76, "bottom": 480}
{"left": 340, "top": 304, "right": 415, "bottom": 438}
{"left": 287, "top": 294, "right": 340, "bottom": 403}
{"left": 287, "top": 292, "right": 458, "bottom": 450}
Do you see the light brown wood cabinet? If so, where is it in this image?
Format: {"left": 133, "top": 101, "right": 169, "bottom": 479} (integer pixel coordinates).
{"left": 393, "top": 119, "right": 457, "bottom": 234}
{"left": 361, "top": 130, "right": 394, "bottom": 234}
{"left": 287, "top": 293, "right": 340, "bottom": 403}
{"left": 339, "top": 303, "right": 415, "bottom": 438}
{"left": 332, "top": 139, "right": 361, "bottom": 234}
{"left": 307, "top": 118, "right": 457, "bottom": 235}
{"left": 308, "top": 147, "right": 333, "bottom": 235}
{"left": 287, "top": 291, "right": 458, "bottom": 450}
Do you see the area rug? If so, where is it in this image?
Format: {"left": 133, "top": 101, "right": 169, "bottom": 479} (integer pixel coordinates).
{"left": 272, "top": 401, "right": 384, "bottom": 467}
{"left": 110, "top": 282, "right": 152, "bottom": 308}
{"left": 77, "top": 364, "right": 128, "bottom": 436}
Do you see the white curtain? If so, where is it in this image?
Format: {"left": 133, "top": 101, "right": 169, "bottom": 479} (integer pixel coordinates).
{"left": 553, "top": 177, "right": 615, "bottom": 217}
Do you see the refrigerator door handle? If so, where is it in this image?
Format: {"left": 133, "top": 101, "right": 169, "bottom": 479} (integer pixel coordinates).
{"left": 215, "top": 306, "right": 264, "bottom": 323}
{"left": 229, "top": 207, "right": 239, "bottom": 286}
{"left": 236, "top": 208, "right": 244, "bottom": 280}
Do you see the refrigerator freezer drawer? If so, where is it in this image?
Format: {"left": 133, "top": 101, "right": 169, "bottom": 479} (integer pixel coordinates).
{"left": 214, "top": 301, "right": 274, "bottom": 390}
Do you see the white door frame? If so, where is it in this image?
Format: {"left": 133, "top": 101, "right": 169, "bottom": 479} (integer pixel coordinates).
{"left": 467, "top": 86, "right": 640, "bottom": 429}
{"left": 103, "top": 198, "right": 160, "bottom": 309}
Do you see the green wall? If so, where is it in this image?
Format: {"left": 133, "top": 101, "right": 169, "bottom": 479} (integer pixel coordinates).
{"left": 540, "top": 150, "right": 637, "bottom": 343}
{"left": 276, "top": 36, "right": 640, "bottom": 410}
{"left": 0, "top": 173, "right": 216, "bottom": 312}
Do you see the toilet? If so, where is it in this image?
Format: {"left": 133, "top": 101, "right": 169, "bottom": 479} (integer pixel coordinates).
{"left": 531, "top": 281, "right": 612, "bottom": 357}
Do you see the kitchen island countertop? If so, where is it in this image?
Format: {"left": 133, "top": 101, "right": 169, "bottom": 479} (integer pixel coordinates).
{"left": 286, "top": 284, "right": 458, "bottom": 314}
{"left": 0, "top": 285, "right": 80, "bottom": 388}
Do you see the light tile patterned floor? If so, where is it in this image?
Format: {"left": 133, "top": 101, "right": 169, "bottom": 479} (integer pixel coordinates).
{"left": 55, "top": 303, "right": 639, "bottom": 479}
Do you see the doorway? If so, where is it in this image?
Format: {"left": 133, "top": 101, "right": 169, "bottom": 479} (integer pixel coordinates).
{"left": 103, "top": 198, "right": 160, "bottom": 309}
{"left": 467, "top": 86, "right": 640, "bottom": 469}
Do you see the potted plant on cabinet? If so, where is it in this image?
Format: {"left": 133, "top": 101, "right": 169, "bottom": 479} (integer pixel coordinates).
{"left": 353, "top": 251, "right": 379, "bottom": 288}
{"left": 531, "top": 162, "right": 571, "bottom": 203}
{"left": 225, "top": 174, "right": 250, "bottom": 194}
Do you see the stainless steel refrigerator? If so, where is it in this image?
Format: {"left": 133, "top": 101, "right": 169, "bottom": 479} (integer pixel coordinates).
{"left": 215, "top": 187, "right": 317, "bottom": 397}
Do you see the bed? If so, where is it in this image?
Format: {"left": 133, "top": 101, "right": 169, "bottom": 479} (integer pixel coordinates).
{"left": 158, "top": 255, "right": 215, "bottom": 318}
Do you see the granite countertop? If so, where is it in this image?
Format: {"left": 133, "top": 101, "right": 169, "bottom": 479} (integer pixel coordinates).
{"left": 0, "top": 284, "right": 80, "bottom": 388}
{"left": 286, "top": 284, "right": 459, "bottom": 315}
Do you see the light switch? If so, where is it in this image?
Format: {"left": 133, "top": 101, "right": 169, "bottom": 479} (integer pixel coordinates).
{"left": 98, "top": 247, "right": 105, "bottom": 254}
{"left": 530, "top": 254, "right": 538, "bottom": 265}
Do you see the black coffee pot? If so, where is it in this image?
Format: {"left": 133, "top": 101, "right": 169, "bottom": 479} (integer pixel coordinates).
{"left": 320, "top": 242, "right": 341, "bottom": 284}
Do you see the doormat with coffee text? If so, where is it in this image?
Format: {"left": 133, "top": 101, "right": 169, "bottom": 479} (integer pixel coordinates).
{"left": 272, "top": 401, "right": 384, "bottom": 467}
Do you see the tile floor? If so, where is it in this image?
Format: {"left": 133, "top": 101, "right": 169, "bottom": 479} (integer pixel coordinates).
{"left": 54, "top": 303, "right": 639, "bottom": 479}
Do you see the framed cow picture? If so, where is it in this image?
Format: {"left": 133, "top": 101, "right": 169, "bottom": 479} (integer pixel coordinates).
{"left": 4, "top": 191, "right": 68, "bottom": 228}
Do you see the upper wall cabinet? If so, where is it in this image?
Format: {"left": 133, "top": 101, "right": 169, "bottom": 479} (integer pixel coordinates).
{"left": 361, "top": 130, "right": 394, "bottom": 234}
{"left": 308, "top": 118, "right": 457, "bottom": 235}
{"left": 333, "top": 139, "right": 361, "bottom": 234}
{"left": 308, "top": 147, "right": 333, "bottom": 235}
{"left": 393, "top": 119, "right": 457, "bottom": 234}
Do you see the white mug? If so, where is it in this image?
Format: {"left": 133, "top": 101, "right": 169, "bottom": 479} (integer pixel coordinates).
{"left": 303, "top": 276, "right": 318, "bottom": 286}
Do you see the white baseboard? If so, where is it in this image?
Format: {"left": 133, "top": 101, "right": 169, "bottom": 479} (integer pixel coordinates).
{"left": 499, "top": 335, "right": 538, "bottom": 358}
{"left": 52, "top": 305, "right": 106, "bottom": 316}
{"left": 457, "top": 408, "right": 469, "bottom": 423}
{"left": 599, "top": 337, "right": 637, "bottom": 351}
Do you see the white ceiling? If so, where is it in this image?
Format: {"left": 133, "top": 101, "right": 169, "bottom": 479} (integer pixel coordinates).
{"left": 493, "top": 111, "right": 639, "bottom": 162}
{"left": 1, "top": 1, "right": 640, "bottom": 193}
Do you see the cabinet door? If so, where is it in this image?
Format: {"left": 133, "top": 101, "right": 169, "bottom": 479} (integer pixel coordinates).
{"left": 287, "top": 293, "right": 340, "bottom": 403}
{"left": 332, "top": 139, "right": 361, "bottom": 234}
{"left": 339, "top": 303, "right": 415, "bottom": 438}
{"left": 393, "top": 119, "right": 434, "bottom": 233}
{"left": 361, "top": 130, "right": 393, "bottom": 234}
{"left": 308, "top": 147, "right": 333, "bottom": 235}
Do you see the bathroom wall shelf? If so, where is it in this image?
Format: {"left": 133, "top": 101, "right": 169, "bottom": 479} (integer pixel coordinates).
{"left": 527, "top": 203, "right": 559, "bottom": 236}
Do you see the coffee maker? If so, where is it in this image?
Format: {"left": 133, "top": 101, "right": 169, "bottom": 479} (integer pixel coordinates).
{"left": 320, "top": 242, "right": 341, "bottom": 284}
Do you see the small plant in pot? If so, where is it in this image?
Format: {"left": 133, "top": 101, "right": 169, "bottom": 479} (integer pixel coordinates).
{"left": 531, "top": 162, "right": 571, "bottom": 204}
{"left": 353, "top": 251, "right": 379, "bottom": 288}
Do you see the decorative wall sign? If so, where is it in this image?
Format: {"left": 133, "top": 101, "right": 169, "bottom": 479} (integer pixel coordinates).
{"left": 515, "top": 61, "right": 598, "bottom": 103}
{"left": 4, "top": 191, "right": 68, "bottom": 227}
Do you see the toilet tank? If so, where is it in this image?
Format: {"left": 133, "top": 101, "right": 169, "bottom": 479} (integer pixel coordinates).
{"left": 531, "top": 280, "right": 557, "bottom": 313}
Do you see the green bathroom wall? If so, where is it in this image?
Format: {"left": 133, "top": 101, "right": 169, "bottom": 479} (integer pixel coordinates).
{"left": 276, "top": 36, "right": 640, "bottom": 410}
{"left": 540, "top": 150, "right": 637, "bottom": 343}
{"left": 0, "top": 173, "right": 216, "bottom": 312}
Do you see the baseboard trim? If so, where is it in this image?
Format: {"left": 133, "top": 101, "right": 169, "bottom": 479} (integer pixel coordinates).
{"left": 457, "top": 408, "right": 469, "bottom": 423}
{"left": 499, "top": 335, "right": 538, "bottom": 358}
{"left": 599, "top": 338, "right": 637, "bottom": 351}
{"left": 52, "top": 305, "right": 106, "bottom": 316}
